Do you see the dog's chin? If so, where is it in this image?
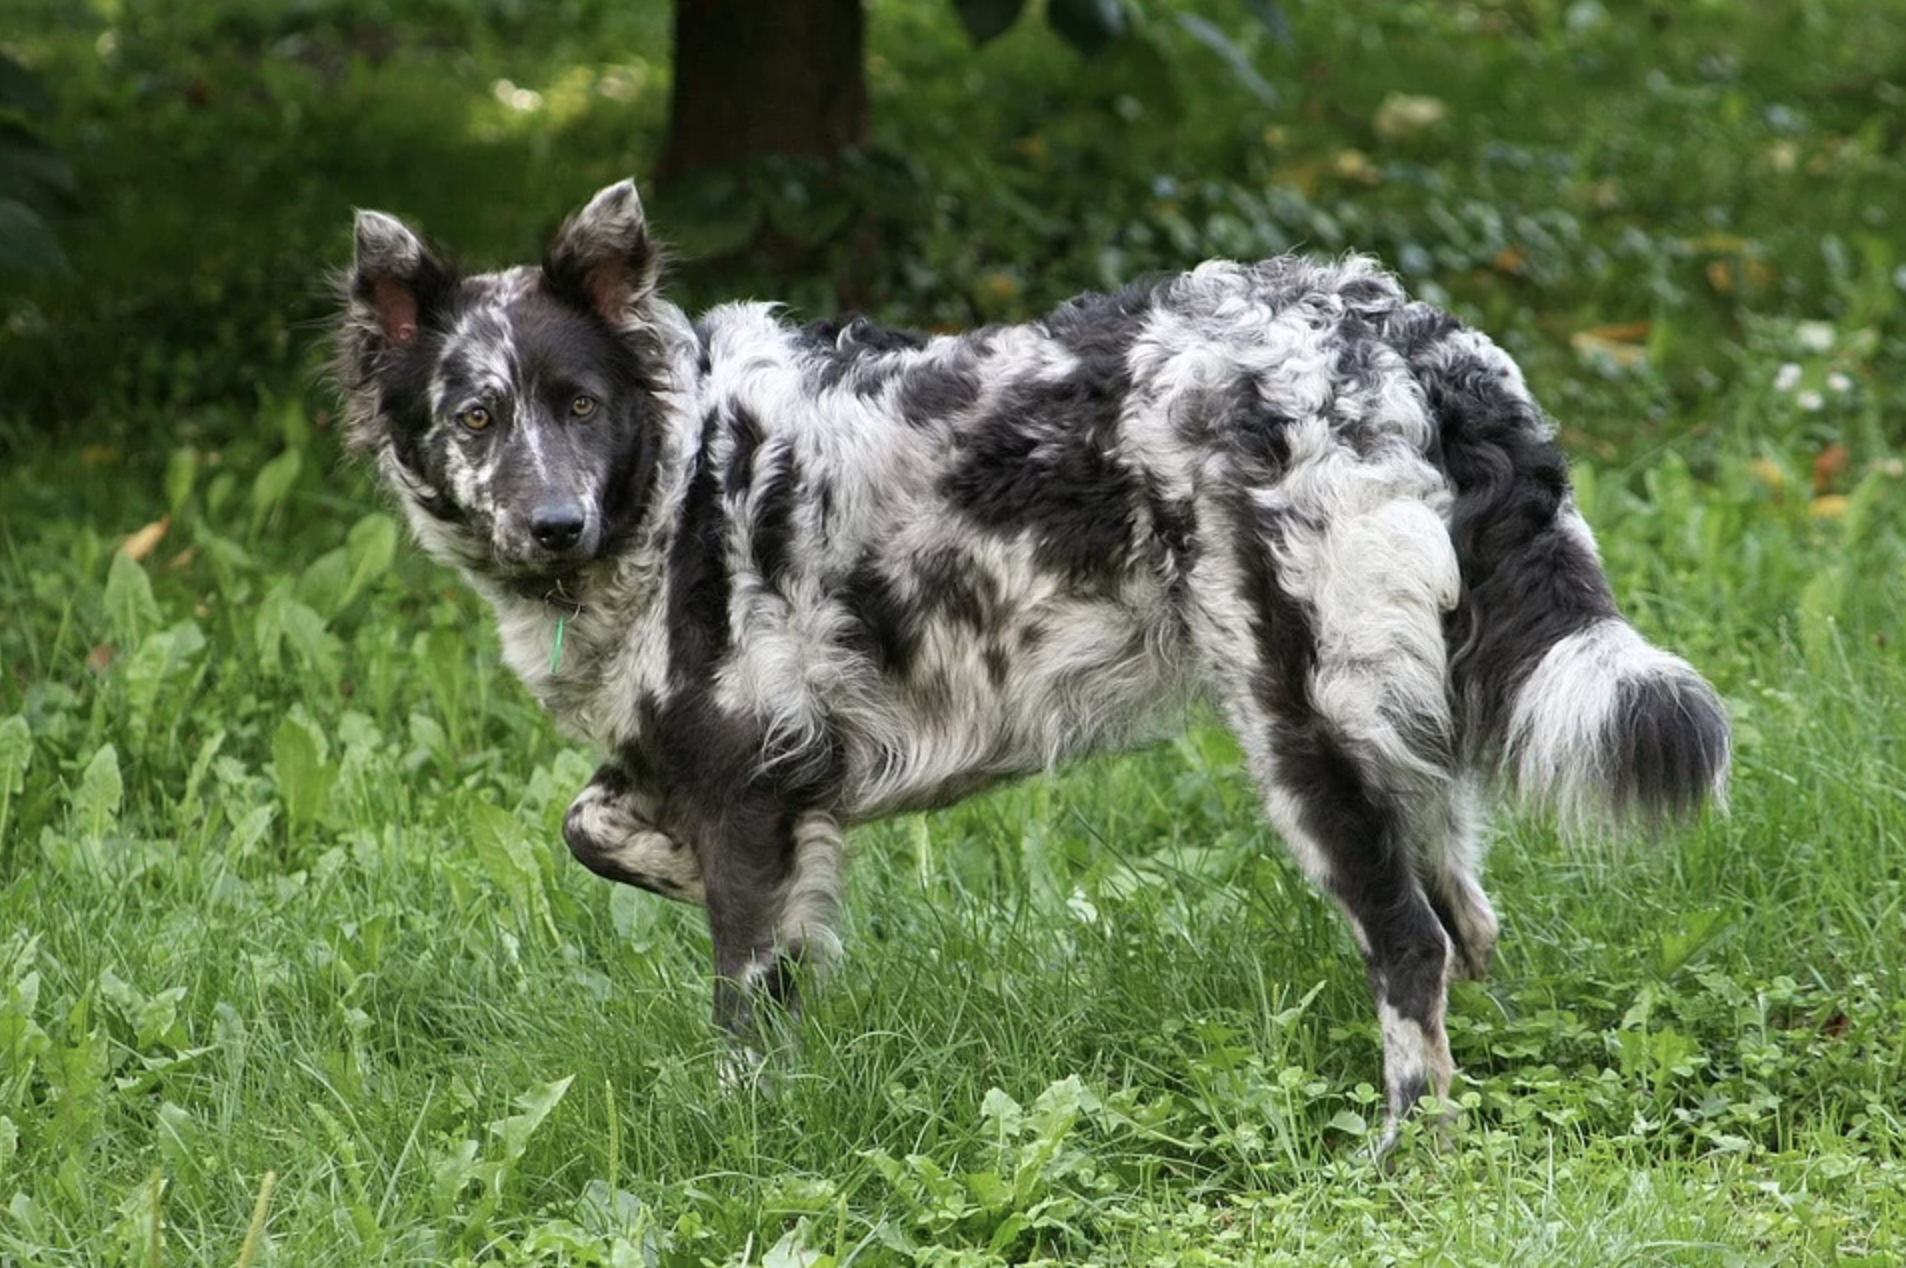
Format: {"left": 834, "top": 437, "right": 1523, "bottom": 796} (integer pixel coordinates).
{"left": 487, "top": 542, "right": 598, "bottom": 609}
{"left": 500, "top": 567, "right": 588, "bottom": 609}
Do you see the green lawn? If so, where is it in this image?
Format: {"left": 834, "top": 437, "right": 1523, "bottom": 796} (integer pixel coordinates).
{"left": 3, "top": 1, "right": 1903, "bottom": 1264}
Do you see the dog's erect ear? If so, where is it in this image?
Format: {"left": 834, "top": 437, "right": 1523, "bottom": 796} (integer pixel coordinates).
{"left": 336, "top": 209, "right": 456, "bottom": 452}
{"left": 349, "top": 210, "right": 452, "bottom": 349}
{"left": 543, "top": 179, "right": 660, "bottom": 329}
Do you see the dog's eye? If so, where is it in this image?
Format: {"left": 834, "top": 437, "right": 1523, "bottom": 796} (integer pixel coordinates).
{"left": 457, "top": 406, "right": 492, "bottom": 432}
{"left": 570, "top": 395, "right": 598, "bottom": 420}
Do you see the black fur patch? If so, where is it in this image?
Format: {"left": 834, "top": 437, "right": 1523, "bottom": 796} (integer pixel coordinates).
{"left": 1144, "top": 479, "right": 1200, "bottom": 607}
{"left": 941, "top": 369, "right": 1141, "bottom": 589}
{"left": 982, "top": 641, "right": 1011, "bottom": 689}
{"left": 1046, "top": 276, "right": 1165, "bottom": 356}
{"left": 896, "top": 348, "right": 984, "bottom": 428}
{"left": 1417, "top": 338, "right": 1619, "bottom": 754}
{"left": 750, "top": 442, "right": 799, "bottom": 590}
{"left": 599, "top": 416, "right": 666, "bottom": 557}
{"left": 725, "top": 405, "right": 765, "bottom": 492}
{"left": 691, "top": 319, "right": 715, "bottom": 377}
{"left": 803, "top": 315, "right": 927, "bottom": 357}
{"left": 802, "top": 317, "right": 926, "bottom": 394}
{"left": 665, "top": 413, "right": 735, "bottom": 679}
{"left": 840, "top": 554, "right": 921, "bottom": 678}
{"left": 912, "top": 544, "right": 1000, "bottom": 633}
{"left": 1337, "top": 274, "right": 1396, "bottom": 309}
{"left": 1197, "top": 374, "right": 1295, "bottom": 476}
{"left": 1330, "top": 323, "right": 1401, "bottom": 457}
{"left": 1235, "top": 504, "right": 1319, "bottom": 723}
{"left": 1608, "top": 675, "right": 1730, "bottom": 820}
{"left": 937, "top": 280, "right": 1167, "bottom": 588}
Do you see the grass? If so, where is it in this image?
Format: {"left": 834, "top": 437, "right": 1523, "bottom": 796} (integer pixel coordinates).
{"left": 3, "top": 0, "right": 1905, "bottom": 1263}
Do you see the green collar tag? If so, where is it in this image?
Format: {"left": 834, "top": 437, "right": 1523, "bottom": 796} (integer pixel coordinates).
{"left": 550, "top": 616, "right": 567, "bottom": 674}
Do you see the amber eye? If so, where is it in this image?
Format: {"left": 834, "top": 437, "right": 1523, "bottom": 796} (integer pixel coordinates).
{"left": 570, "top": 395, "right": 598, "bottom": 420}
{"left": 457, "top": 405, "right": 492, "bottom": 432}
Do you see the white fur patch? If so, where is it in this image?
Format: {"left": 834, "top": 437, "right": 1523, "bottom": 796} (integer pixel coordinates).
{"left": 1373, "top": 996, "right": 1455, "bottom": 1152}
{"left": 565, "top": 780, "right": 705, "bottom": 904}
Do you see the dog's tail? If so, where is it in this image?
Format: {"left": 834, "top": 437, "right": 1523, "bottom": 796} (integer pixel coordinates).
{"left": 1397, "top": 312, "right": 1730, "bottom": 825}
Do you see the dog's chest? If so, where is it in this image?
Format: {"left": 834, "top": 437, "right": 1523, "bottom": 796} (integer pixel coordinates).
{"left": 491, "top": 588, "right": 671, "bottom": 751}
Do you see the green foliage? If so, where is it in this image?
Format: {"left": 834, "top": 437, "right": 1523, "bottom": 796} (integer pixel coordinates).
{"left": 2, "top": 0, "right": 1905, "bottom": 1262}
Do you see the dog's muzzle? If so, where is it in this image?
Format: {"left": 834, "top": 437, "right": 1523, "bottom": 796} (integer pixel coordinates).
{"left": 531, "top": 498, "right": 589, "bottom": 553}
{"left": 495, "top": 493, "right": 600, "bottom": 577}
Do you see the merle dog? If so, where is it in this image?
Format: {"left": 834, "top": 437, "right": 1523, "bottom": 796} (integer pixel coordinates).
{"left": 335, "top": 180, "right": 1728, "bottom": 1149}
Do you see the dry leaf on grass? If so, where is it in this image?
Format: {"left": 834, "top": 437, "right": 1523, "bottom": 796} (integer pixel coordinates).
{"left": 120, "top": 516, "right": 170, "bottom": 563}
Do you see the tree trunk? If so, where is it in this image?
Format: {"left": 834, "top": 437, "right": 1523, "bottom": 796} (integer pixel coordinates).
{"left": 659, "top": 0, "right": 868, "bottom": 183}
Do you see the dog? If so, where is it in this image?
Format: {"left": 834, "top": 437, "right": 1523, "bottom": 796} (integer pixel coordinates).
{"left": 334, "top": 179, "right": 1729, "bottom": 1151}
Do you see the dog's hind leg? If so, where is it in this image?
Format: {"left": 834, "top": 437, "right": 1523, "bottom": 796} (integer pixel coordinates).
{"left": 1415, "top": 781, "right": 1499, "bottom": 981}
{"left": 1235, "top": 702, "right": 1459, "bottom": 1155}
{"left": 563, "top": 763, "right": 706, "bottom": 904}
{"left": 1202, "top": 473, "right": 1467, "bottom": 1153}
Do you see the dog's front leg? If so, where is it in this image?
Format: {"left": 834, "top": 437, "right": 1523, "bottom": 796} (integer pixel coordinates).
{"left": 703, "top": 806, "right": 846, "bottom": 1079}
{"left": 562, "top": 762, "right": 706, "bottom": 904}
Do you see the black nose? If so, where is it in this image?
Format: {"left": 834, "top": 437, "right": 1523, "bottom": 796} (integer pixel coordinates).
{"left": 530, "top": 503, "right": 586, "bottom": 552}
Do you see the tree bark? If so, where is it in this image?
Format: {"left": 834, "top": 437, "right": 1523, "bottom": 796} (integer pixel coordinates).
{"left": 659, "top": 0, "right": 869, "bottom": 183}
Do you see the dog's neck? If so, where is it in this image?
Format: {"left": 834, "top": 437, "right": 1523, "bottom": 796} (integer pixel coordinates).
{"left": 478, "top": 549, "right": 668, "bottom": 749}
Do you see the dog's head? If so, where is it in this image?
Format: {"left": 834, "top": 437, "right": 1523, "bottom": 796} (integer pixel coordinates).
{"left": 336, "top": 180, "right": 673, "bottom": 595}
